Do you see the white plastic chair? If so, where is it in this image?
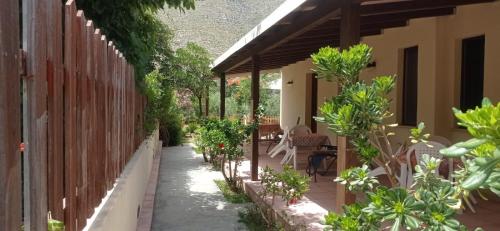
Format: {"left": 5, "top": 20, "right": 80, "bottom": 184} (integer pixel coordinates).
{"left": 268, "top": 127, "right": 289, "bottom": 158}
{"left": 368, "top": 144, "right": 408, "bottom": 187}
{"left": 408, "top": 141, "right": 478, "bottom": 212}
{"left": 430, "top": 135, "right": 452, "bottom": 147}
{"left": 405, "top": 141, "right": 448, "bottom": 187}
{"left": 289, "top": 125, "right": 312, "bottom": 137}
{"left": 280, "top": 125, "right": 312, "bottom": 167}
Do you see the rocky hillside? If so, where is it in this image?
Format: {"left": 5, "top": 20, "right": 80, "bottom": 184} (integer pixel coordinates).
{"left": 158, "top": 0, "right": 286, "bottom": 59}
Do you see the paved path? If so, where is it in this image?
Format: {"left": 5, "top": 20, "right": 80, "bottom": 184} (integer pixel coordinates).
{"left": 152, "top": 145, "right": 248, "bottom": 231}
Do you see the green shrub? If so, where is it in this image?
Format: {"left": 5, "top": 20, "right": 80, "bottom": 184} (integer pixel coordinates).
{"left": 279, "top": 165, "right": 310, "bottom": 205}
{"left": 184, "top": 122, "right": 199, "bottom": 135}
{"left": 143, "top": 70, "right": 174, "bottom": 135}
{"left": 143, "top": 70, "right": 185, "bottom": 146}
{"left": 160, "top": 105, "right": 184, "bottom": 146}
{"left": 194, "top": 117, "right": 259, "bottom": 191}
{"left": 260, "top": 166, "right": 281, "bottom": 205}
{"left": 440, "top": 98, "right": 500, "bottom": 196}
{"left": 259, "top": 165, "right": 310, "bottom": 206}
{"left": 238, "top": 205, "right": 284, "bottom": 231}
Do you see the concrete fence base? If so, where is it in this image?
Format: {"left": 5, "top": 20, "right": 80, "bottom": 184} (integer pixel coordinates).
{"left": 85, "top": 129, "right": 160, "bottom": 231}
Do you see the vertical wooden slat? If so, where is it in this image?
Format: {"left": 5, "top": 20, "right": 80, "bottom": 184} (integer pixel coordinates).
{"left": 118, "top": 53, "right": 124, "bottom": 173}
{"left": 82, "top": 20, "right": 92, "bottom": 220}
{"left": 113, "top": 48, "right": 119, "bottom": 181}
{"left": 75, "top": 10, "right": 88, "bottom": 230}
{"left": 100, "top": 36, "right": 109, "bottom": 191}
{"left": 0, "top": 0, "right": 22, "bottom": 229}
{"left": 89, "top": 26, "right": 96, "bottom": 211}
{"left": 106, "top": 43, "right": 115, "bottom": 189}
{"left": 131, "top": 66, "right": 136, "bottom": 159}
{"left": 24, "top": 0, "right": 49, "bottom": 228}
{"left": 84, "top": 21, "right": 95, "bottom": 218}
{"left": 47, "top": 0, "right": 65, "bottom": 221}
{"left": 64, "top": 1, "right": 78, "bottom": 230}
{"left": 95, "top": 31, "right": 106, "bottom": 202}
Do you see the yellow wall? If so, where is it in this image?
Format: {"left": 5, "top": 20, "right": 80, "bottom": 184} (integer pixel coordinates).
{"left": 279, "top": 2, "right": 500, "bottom": 145}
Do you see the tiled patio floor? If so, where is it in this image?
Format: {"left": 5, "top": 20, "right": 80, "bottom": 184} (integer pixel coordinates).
{"left": 239, "top": 142, "right": 500, "bottom": 230}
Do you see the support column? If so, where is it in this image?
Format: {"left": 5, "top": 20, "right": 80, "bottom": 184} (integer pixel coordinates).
{"left": 219, "top": 72, "right": 226, "bottom": 119}
{"left": 335, "top": 0, "right": 361, "bottom": 213}
{"left": 251, "top": 56, "right": 260, "bottom": 181}
{"left": 205, "top": 85, "right": 209, "bottom": 117}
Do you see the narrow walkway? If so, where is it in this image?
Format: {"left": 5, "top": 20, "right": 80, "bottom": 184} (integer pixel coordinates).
{"left": 152, "top": 145, "right": 247, "bottom": 231}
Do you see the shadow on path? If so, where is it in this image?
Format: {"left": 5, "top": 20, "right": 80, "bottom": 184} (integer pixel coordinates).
{"left": 152, "top": 144, "right": 248, "bottom": 231}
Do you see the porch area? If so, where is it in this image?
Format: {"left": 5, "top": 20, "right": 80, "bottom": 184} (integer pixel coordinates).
{"left": 236, "top": 142, "right": 500, "bottom": 230}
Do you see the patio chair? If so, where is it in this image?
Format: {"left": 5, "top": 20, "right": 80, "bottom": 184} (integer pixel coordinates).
{"left": 280, "top": 125, "right": 312, "bottom": 166}
{"left": 269, "top": 117, "right": 302, "bottom": 157}
{"left": 306, "top": 145, "right": 337, "bottom": 182}
{"left": 405, "top": 141, "right": 449, "bottom": 187}
{"left": 405, "top": 141, "right": 478, "bottom": 212}
{"left": 289, "top": 124, "right": 312, "bottom": 136}
{"left": 430, "top": 135, "right": 452, "bottom": 147}
{"left": 268, "top": 127, "right": 289, "bottom": 157}
{"left": 368, "top": 144, "right": 408, "bottom": 187}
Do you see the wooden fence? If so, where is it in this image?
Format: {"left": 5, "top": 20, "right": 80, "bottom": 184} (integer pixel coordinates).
{"left": 0, "top": 0, "right": 146, "bottom": 230}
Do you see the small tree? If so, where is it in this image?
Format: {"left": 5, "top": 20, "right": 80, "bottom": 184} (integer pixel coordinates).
{"left": 312, "top": 44, "right": 500, "bottom": 230}
{"left": 312, "top": 44, "right": 401, "bottom": 186}
{"left": 169, "top": 42, "right": 214, "bottom": 118}
{"left": 217, "top": 119, "right": 257, "bottom": 192}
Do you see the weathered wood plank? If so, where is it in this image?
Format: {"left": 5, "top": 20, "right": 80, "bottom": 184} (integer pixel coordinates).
{"left": 0, "top": 0, "right": 22, "bottom": 229}
{"left": 64, "top": 1, "right": 79, "bottom": 230}
{"left": 75, "top": 10, "right": 89, "bottom": 229}
{"left": 24, "top": 0, "right": 49, "bottom": 228}
{"left": 47, "top": 0, "right": 65, "bottom": 221}
{"left": 106, "top": 42, "right": 114, "bottom": 189}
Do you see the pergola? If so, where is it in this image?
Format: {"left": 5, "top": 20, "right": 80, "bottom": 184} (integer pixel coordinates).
{"left": 211, "top": 0, "right": 494, "bottom": 212}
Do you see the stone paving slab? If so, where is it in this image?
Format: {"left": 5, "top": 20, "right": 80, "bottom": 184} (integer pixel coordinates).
{"left": 152, "top": 145, "right": 248, "bottom": 231}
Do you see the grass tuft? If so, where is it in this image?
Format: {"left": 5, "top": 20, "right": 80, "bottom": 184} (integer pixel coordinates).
{"left": 214, "top": 180, "right": 251, "bottom": 204}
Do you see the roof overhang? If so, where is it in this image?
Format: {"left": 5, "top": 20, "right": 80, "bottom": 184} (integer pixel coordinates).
{"left": 212, "top": 0, "right": 495, "bottom": 75}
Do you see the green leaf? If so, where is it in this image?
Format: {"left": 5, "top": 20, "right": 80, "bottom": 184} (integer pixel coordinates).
{"left": 455, "top": 138, "right": 488, "bottom": 149}
{"left": 404, "top": 215, "right": 420, "bottom": 229}
{"left": 462, "top": 159, "right": 499, "bottom": 190}
{"left": 390, "top": 217, "right": 402, "bottom": 231}
{"left": 440, "top": 145, "right": 469, "bottom": 157}
{"left": 482, "top": 98, "right": 492, "bottom": 107}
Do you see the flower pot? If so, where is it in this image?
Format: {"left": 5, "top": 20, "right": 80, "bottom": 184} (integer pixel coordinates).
{"left": 289, "top": 198, "right": 298, "bottom": 205}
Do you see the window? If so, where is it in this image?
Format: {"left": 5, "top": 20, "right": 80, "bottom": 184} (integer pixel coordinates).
{"left": 460, "top": 35, "right": 485, "bottom": 111}
{"left": 401, "top": 46, "right": 418, "bottom": 126}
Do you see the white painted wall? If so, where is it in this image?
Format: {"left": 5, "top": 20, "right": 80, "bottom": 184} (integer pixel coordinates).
{"left": 85, "top": 129, "right": 160, "bottom": 231}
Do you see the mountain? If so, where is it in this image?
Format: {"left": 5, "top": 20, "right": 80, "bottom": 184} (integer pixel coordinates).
{"left": 158, "top": 0, "right": 286, "bottom": 59}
